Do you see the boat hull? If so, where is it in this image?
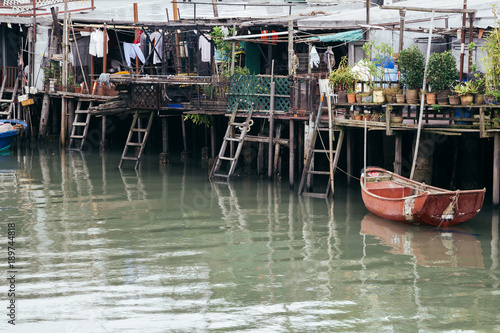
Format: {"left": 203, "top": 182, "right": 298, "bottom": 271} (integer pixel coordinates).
{"left": 0, "top": 120, "right": 27, "bottom": 151}
{"left": 361, "top": 167, "right": 485, "bottom": 227}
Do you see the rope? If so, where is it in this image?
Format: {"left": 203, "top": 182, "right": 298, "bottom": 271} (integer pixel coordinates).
{"left": 437, "top": 190, "right": 460, "bottom": 228}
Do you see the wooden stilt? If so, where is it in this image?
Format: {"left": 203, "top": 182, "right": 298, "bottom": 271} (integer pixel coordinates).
{"left": 394, "top": 133, "right": 402, "bottom": 175}
{"left": 160, "top": 117, "right": 170, "bottom": 164}
{"left": 273, "top": 124, "right": 282, "bottom": 177}
{"left": 67, "top": 99, "right": 74, "bottom": 139}
{"left": 289, "top": 119, "right": 295, "bottom": 190}
{"left": 494, "top": 132, "right": 500, "bottom": 209}
{"left": 268, "top": 81, "right": 275, "bottom": 180}
{"left": 346, "top": 129, "right": 351, "bottom": 186}
{"left": 100, "top": 116, "right": 107, "bottom": 151}
{"left": 210, "top": 121, "right": 215, "bottom": 158}
{"left": 181, "top": 114, "right": 188, "bottom": 156}
{"left": 38, "top": 94, "right": 50, "bottom": 142}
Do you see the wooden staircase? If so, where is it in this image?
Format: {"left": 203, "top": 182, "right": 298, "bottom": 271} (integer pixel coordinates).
{"left": 119, "top": 111, "right": 154, "bottom": 169}
{"left": 298, "top": 93, "right": 344, "bottom": 198}
{"left": 0, "top": 74, "right": 19, "bottom": 119}
{"left": 210, "top": 105, "right": 254, "bottom": 180}
{"left": 69, "top": 101, "right": 93, "bottom": 150}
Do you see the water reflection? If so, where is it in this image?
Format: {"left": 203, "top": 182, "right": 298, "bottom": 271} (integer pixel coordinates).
{"left": 2, "top": 147, "right": 500, "bottom": 331}
{"left": 360, "top": 213, "right": 484, "bottom": 268}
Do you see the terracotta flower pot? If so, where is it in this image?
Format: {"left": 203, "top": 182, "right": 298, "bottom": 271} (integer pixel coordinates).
{"left": 354, "top": 114, "right": 362, "bottom": 120}
{"left": 425, "top": 92, "right": 436, "bottom": 105}
{"left": 347, "top": 93, "right": 356, "bottom": 104}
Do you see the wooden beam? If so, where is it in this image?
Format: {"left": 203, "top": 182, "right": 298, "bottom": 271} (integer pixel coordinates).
{"left": 494, "top": 132, "right": 500, "bottom": 209}
{"left": 381, "top": 5, "right": 476, "bottom": 14}
{"left": 289, "top": 119, "right": 295, "bottom": 190}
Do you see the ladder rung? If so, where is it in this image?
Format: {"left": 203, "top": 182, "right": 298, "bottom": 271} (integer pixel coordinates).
{"left": 126, "top": 142, "right": 142, "bottom": 147}
{"left": 213, "top": 173, "right": 230, "bottom": 178}
{"left": 226, "top": 137, "right": 242, "bottom": 142}
{"left": 131, "top": 128, "right": 148, "bottom": 133}
{"left": 121, "top": 156, "right": 139, "bottom": 161}
{"left": 75, "top": 110, "right": 89, "bottom": 114}
{"left": 230, "top": 122, "right": 245, "bottom": 127}
{"left": 219, "top": 156, "right": 235, "bottom": 161}
{"left": 307, "top": 170, "right": 330, "bottom": 175}
{"left": 312, "top": 149, "right": 329, "bottom": 153}
{"left": 0, "top": 99, "right": 13, "bottom": 103}
{"left": 70, "top": 135, "right": 84, "bottom": 139}
{"left": 72, "top": 122, "right": 87, "bottom": 126}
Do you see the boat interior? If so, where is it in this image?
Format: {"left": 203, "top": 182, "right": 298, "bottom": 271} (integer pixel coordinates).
{"left": 363, "top": 172, "right": 441, "bottom": 198}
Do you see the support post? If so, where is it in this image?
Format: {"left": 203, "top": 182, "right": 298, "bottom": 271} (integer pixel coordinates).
{"left": 100, "top": 116, "right": 107, "bottom": 151}
{"left": 459, "top": 0, "right": 467, "bottom": 82}
{"left": 289, "top": 119, "right": 295, "bottom": 190}
{"left": 210, "top": 121, "right": 215, "bottom": 158}
{"left": 38, "top": 94, "right": 50, "bottom": 142}
{"left": 134, "top": 3, "right": 140, "bottom": 74}
{"left": 398, "top": 9, "right": 406, "bottom": 52}
{"left": 288, "top": 20, "right": 294, "bottom": 75}
{"left": 160, "top": 117, "right": 170, "bottom": 164}
{"left": 494, "top": 132, "right": 500, "bottom": 209}
{"left": 268, "top": 81, "right": 275, "bottom": 180}
{"left": 394, "top": 133, "right": 402, "bottom": 175}
{"left": 346, "top": 129, "right": 351, "bottom": 186}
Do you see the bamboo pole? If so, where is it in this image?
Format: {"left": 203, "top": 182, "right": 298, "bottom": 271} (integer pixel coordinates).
{"left": 410, "top": 10, "right": 435, "bottom": 180}
{"left": 494, "top": 133, "right": 500, "bottom": 209}
{"left": 60, "top": 0, "right": 68, "bottom": 147}
{"left": 134, "top": 3, "right": 139, "bottom": 74}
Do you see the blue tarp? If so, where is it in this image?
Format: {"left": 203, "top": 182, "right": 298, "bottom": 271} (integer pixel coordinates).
{"left": 305, "top": 29, "right": 363, "bottom": 43}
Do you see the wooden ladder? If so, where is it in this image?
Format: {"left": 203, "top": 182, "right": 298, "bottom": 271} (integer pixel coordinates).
{"left": 0, "top": 74, "right": 19, "bottom": 119}
{"left": 298, "top": 94, "right": 344, "bottom": 198}
{"left": 69, "top": 101, "right": 93, "bottom": 151}
{"left": 210, "top": 106, "right": 254, "bottom": 180}
{"left": 119, "top": 111, "right": 154, "bottom": 169}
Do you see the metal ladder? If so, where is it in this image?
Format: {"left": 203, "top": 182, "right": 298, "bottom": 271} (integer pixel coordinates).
{"left": 69, "top": 101, "right": 93, "bottom": 150}
{"left": 119, "top": 111, "right": 154, "bottom": 169}
{"left": 210, "top": 105, "right": 254, "bottom": 180}
{"left": 0, "top": 74, "right": 19, "bottom": 119}
{"left": 298, "top": 94, "right": 344, "bottom": 198}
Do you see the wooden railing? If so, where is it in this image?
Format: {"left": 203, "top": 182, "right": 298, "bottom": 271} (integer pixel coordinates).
{"left": 0, "top": 66, "right": 19, "bottom": 89}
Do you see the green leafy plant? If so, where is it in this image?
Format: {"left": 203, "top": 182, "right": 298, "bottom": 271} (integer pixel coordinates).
{"left": 328, "top": 56, "right": 359, "bottom": 91}
{"left": 453, "top": 81, "right": 478, "bottom": 96}
{"left": 362, "top": 41, "right": 394, "bottom": 89}
{"left": 184, "top": 114, "right": 212, "bottom": 127}
{"left": 426, "top": 50, "right": 458, "bottom": 91}
{"left": 481, "top": 6, "right": 500, "bottom": 97}
{"left": 398, "top": 45, "right": 425, "bottom": 90}
{"left": 211, "top": 26, "right": 246, "bottom": 76}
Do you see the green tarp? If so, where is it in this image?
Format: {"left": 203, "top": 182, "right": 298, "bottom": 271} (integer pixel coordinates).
{"left": 305, "top": 29, "right": 363, "bottom": 43}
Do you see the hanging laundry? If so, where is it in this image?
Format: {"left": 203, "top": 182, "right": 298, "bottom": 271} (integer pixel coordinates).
{"left": 123, "top": 42, "right": 146, "bottom": 67}
{"left": 310, "top": 45, "right": 320, "bottom": 68}
{"left": 152, "top": 31, "right": 163, "bottom": 65}
{"left": 199, "top": 35, "right": 211, "bottom": 63}
{"left": 134, "top": 30, "right": 143, "bottom": 45}
{"left": 89, "top": 29, "right": 109, "bottom": 58}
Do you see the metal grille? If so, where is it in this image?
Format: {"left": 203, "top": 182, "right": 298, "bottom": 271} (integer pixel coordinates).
{"left": 4, "top": 0, "right": 88, "bottom": 11}
{"left": 129, "top": 84, "right": 159, "bottom": 110}
{"left": 226, "top": 74, "right": 290, "bottom": 113}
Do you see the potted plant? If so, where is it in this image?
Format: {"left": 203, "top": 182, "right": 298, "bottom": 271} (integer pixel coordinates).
{"left": 398, "top": 45, "right": 425, "bottom": 104}
{"left": 426, "top": 50, "right": 458, "bottom": 105}
{"left": 453, "top": 81, "right": 476, "bottom": 105}
{"left": 383, "top": 86, "right": 398, "bottom": 103}
{"left": 328, "top": 56, "right": 358, "bottom": 103}
{"left": 357, "top": 91, "right": 372, "bottom": 103}
{"left": 74, "top": 82, "right": 82, "bottom": 94}
{"left": 347, "top": 89, "right": 356, "bottom": 103}
{"left": 362, "top": 41, "right": 394, "bottom": 103}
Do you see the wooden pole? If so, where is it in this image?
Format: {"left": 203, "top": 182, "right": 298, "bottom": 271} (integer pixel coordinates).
{"left": 346, "top": 129, "right": 351, "bottom": 187}
{"left": 410, "top": 11, "right": 434, "bottom": 180}
{"left": 394, "top": 133, "right": 402, "bottom": 175}
{"left": 60, "top": 0, "right": 68, "bottom": 147}
{"left": 230, "top": 24, "right": 236, "bottom": 75}
{"left": 211, "top": 0, "right": 219, "bottom": 18}
{"left": 134, "top": 3, "right": 139, "bottom": 74}
{"left": 468, "top": 12, "right": 474, "bottom": 73}
{"left": 288, "top": 20, "right": 294, "bottom": 76}
{"left": 459, "top": 0, "right": 467, "bottom": 82}
{"left": 268, "top": 81, "right": 275, "bottom": 180}
{"left": 494, "top": 132, "right": 500, "bottom": 209}
{"left": 398, "top": 9, "right": 406, "bottom": 52}
{"left": 289, "top": 119, "right": 295, "bottom": 189}
{"left": 38, "top": 94, "right": 50, "bottom": 142}
{"left": 103, "top": 27, "right": 108, "bottom": 73}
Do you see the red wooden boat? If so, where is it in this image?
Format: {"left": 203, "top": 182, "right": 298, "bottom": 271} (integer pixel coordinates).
{"left": 360, "top": 167, "right": 485, "bottom": 227}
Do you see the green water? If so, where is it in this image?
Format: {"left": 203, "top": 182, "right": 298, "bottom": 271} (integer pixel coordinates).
{"left": 1, "top": 147, "right": 499, "bottom": 332}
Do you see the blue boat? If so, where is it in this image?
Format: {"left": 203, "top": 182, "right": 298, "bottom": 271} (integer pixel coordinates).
{"left": 0, "top": 120, "right": 27, "bottom": 151}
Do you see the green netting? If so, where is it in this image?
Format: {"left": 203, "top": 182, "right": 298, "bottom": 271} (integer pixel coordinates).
{"left": 226, "top": 74, "right": 291, "bottom": 113}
